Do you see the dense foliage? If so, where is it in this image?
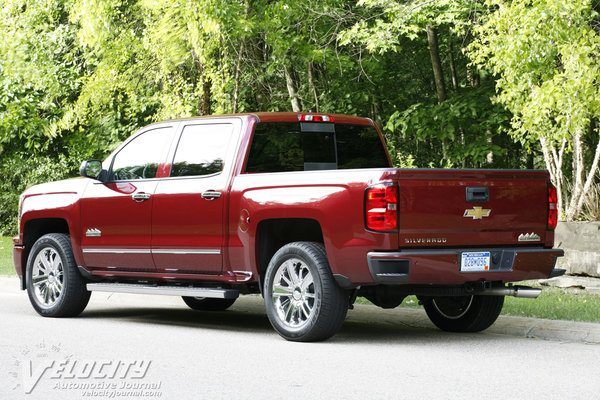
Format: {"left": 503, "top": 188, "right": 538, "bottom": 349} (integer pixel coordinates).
{"left": 1, "top": 0, "right": 599, "bottom": 234}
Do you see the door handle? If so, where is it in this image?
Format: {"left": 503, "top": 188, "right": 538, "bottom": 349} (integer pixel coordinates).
{"left": 201, "top": 191, "right": 222, "bottom": 200}
{"left": 132, "top": 192, "right": 152, "bottom": 202}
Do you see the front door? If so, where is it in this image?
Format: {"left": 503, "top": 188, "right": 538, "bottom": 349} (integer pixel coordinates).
{"left": 80, "top": 124, "right": 176, "bottom": 271}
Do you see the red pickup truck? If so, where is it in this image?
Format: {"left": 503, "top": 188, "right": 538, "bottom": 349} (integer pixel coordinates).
{"left": 13, "top": 112, "right": 564, "bottom": 341}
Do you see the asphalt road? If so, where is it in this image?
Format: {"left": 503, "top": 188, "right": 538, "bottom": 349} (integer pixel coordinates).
{"left": 1, "top": 276, "right": 599, "bottom": 400}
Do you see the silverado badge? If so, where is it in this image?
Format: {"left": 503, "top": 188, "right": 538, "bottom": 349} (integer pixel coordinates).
{"left": 463, "top": 207, "right": 491, "bottom": 220}
{"left": 518, "top": 232, "right": 541, "bottom": 242}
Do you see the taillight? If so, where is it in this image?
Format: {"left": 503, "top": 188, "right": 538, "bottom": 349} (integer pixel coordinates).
{"left": 547, "top": 184, "right": 558, "bottom": 230}
{"left": 365, "top": 183, "right": 398, "bottom": 232}
{"left": 298, "top": 114, "right": 334, "bottom": 122}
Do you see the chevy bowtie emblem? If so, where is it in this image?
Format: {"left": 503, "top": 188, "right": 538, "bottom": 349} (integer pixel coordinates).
{"left": 463, "top": 207, "right": 491, "bottom": 220}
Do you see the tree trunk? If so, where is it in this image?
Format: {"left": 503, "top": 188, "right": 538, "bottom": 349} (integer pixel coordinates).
{"left": 426, "top": 25, "right": 446, "bottom": 103}
{"left": 307, "top": 61, "right": 319, "bottom": 112}
{"left": 460, "top": 127, "right": 466, "bottom": 168}
{"left": 540, "top": 137, "right": 566, "bottom": 219}
{"left": 232, "top": 45, "right": 244, "bottom": 113}
{"left": 486, "top": 133, "right": 494, "bottom": 164}
{"left": 526, "top": 150, "right": 534, "bottom": 170}
{"left": 195, "top": 57, "right": 212, "bottom": 116}
{"left": 201, "top": 76, "right": 212, "bottom": 116}
{"left": 426, "top": 25, "right": 448, "bottom": 164}
{"left": 283, "top": 63, "right": 301, "bottom": 112}
{"left": 232, "top": 1, "right": 250, "bottom": 114}
{"left": 373, "top": 95, "right": 384, "bottom": 131}
{"left": 448, "top": 34, "right": 458, "bottom": 90}
{"left": 569, "top": 130, "right": 600, "bottom": 219}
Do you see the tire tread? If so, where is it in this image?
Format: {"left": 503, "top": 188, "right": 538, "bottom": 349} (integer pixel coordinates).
{"left": 264, "top": 241, "right": 348, "bottom": 342}
{"left": 26, "top": 233, "right": 90, "bottom": 317}
{"left": 424, "top": 295, "right": 504, "bottom": 333}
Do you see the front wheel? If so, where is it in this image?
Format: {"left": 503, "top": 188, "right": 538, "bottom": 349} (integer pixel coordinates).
{"left": 264, "top": 242, "right": 348, "bottom": 342}
{"left": 26, "top": 233, "right": 91, "bottom": 317}
{"left": 423, "top": 295, "right": 504, "bottom": 333}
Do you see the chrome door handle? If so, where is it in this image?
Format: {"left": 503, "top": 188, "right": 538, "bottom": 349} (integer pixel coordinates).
{"left": 132, "top": 192, "right": 152, "bottom": 202}
{"left": 201, "top": 191, "right": 222, "bottom": 200}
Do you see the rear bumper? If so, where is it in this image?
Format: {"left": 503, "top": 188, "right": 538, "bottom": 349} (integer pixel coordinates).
{"left": 367, "top": 247, "right": 564, "bottom": 285}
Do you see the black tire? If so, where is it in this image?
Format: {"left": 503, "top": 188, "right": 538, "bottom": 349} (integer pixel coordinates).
{"left": 423, "top": 295, "right": 504, "bottom": 333}
{"left": 182, "top": 296, "right": 237, "bottom": 311}
{"left": 264, "top": 242, "right": 348, "bottom": 342}
{"left": 26, "top": 233, "right": 91, "bottom": 317}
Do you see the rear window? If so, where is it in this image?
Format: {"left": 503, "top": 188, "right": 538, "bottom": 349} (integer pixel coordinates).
{"left": 245, "top": 122, "right": 390, "bottom": 173}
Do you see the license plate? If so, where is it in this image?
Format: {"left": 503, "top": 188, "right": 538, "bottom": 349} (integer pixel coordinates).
{"left": 460, "top": 252, "right": 491, "bottom": 272}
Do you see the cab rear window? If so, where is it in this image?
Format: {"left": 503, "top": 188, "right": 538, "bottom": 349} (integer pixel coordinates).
{"left": 245, "top": 122, "right": 390, "bottom": 173}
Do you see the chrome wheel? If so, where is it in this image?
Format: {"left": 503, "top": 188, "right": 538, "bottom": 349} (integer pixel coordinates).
{"left": 272, "top": 257, "right": 316, "bottom": 329}
{"left": 31, "top": 246, "right": 64, "bottom": 308}
{"left": 264, "top": 242, "right": 348, "bottom": 341}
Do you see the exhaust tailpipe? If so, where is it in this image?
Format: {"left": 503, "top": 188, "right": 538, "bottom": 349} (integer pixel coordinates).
{"left": 476, "top": 285, "right": 541, "bottom": 299}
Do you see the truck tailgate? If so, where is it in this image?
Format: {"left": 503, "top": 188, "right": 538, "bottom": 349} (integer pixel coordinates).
{"left": 384, "top": 169, "right": 552, "bottom": 248}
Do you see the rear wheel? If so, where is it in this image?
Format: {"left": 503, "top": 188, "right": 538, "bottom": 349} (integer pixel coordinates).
{"left": 182, "top": 297, "right": 236, "bottom": 311}
{"left": 264, "top": 242, "right": 348, "bottom": 342}
{"left": 423, "top": 295, "right": 504, "bottom": 333}
{"left": 26, "top": 233, "right": 90, "bottom": 317}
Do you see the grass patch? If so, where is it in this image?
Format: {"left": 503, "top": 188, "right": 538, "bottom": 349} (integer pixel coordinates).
{"left": 0, "top": 236, "right": 15, "bottom": 275}
{"left": 357, "top": 287, "right": 600, "bottom": 324}
{"left": 502, "top": 286, "right": 600, "bottom": 323}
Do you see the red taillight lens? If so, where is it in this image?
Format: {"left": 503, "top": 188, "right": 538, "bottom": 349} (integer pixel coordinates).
{"left": 365, "top": 183, "right": 398, "bottom": 231}
{"left": 547, "top": 184, "right": 558, "bottom": 230}
{"left": 298, "top": 114, "right": 334, "bottom": 122}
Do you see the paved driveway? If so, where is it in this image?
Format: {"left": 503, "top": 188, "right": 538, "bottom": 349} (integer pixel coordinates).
{"left": 1, "top": 277, "right": 598, "bottom": 400}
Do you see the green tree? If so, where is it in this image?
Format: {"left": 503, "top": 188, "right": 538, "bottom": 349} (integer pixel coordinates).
{"left": 339, "top": 0, "right": 515, "bottom": 168}
{"left": 469, "top": 0, "right": 600, "bottom": 220}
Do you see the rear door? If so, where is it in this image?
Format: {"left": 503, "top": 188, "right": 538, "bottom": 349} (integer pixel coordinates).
{"left": 151, "top": 119, "right": 241, "bottom": 274}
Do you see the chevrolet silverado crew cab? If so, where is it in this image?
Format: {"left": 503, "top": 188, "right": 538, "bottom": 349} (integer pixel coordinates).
{"left": 13, "top": 112, "right": 564, "bottom": 341}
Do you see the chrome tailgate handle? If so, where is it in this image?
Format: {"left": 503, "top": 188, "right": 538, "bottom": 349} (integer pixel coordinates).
{"left": 202, "top": 191, "right": 222, "bottom": 200}
{"left": 132, "top": 192, "right": 152, "bottom": 202}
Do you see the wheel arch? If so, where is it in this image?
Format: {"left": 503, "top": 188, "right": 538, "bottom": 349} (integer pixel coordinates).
{"left": 255, "top": 218, "right": 324, "bottom": 293}
{"left": 21, "top": 218, "right": 70, "bottom": 290}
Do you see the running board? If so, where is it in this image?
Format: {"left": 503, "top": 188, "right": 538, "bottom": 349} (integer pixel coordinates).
{"left": 86, "top": 283, "right": 239, "bottom": 299}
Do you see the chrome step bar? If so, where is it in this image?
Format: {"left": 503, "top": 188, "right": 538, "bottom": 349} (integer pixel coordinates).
{"left": 86, "top": 283, "right": 239, "bottom": 299}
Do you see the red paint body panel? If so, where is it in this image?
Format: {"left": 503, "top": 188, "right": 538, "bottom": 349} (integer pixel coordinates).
{"left": 14, "top": 113, "right": 562, "bottom": 291}
{"left": 385, "top": 169, "right": 553, "bottom": 248}
{"left": 227, "top": 170, "right": 399, "bottom": 283}
{"left": 80, "top": 180, "right": 156, "bottom": 270}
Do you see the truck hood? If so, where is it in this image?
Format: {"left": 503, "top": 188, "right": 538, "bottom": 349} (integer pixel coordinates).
{"left": 23, "top": 177, "right": 91, "bottom": 198}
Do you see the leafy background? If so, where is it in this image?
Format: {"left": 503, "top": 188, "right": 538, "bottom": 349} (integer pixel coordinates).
{"left": 1, "top": 0, "right": 599, "bottom": 235}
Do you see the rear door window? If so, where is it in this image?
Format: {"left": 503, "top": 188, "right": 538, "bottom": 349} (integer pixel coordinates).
{"left": 170, "top": 123, "right": 234, "bottom": 177}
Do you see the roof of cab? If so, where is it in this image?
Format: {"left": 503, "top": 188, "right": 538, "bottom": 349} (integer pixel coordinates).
{"left": 146, "top": 112, "right": 373, "bottom": 127}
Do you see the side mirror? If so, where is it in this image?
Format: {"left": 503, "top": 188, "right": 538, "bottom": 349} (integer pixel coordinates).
{"left": 80, "top": 160, "right": 105, "bottom": 181}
